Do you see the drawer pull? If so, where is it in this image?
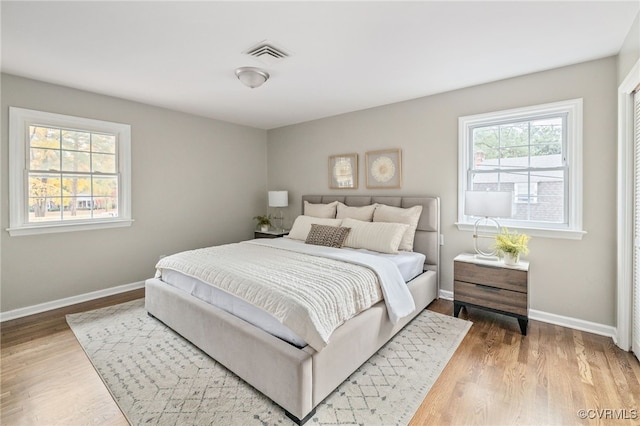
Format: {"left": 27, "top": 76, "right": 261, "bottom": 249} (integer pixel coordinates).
{"left": 476, "top": 284, "right": 501, "bottom": 292}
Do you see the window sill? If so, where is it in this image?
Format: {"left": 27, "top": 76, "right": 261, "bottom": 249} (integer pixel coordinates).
{"left": 455, "top": 222, "right": 586, "bottom": 240}
{"left": 7, "top": 219, "right": 134, "bottom": 236}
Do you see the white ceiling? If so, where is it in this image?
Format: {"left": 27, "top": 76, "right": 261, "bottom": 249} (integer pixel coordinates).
{"left": 2, "top": 1, "right": 638, "bottom": 130}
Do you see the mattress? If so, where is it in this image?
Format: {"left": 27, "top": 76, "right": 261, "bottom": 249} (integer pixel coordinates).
{"left": 159, "top": 239, "right": 426, "bottom": 347}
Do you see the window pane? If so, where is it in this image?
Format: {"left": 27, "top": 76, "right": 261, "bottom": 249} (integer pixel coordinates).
{"left": 530, "top": 117, "right": 563, "bottom": 158}
{"left": 519, "top": 170, "right": 565, "bottom": 223}
{"left": 29, "top": 173, "right": 61, "bottom": 198}
{"left": 28, "top": 173, "right": 62, "bottom": 222}
{"left": 499, "top": 121, "right": 529, "bottom": 151}
{"left": 93, "top": 176, "right": 118, "bottom": 218}
{"left": 93, "top": 176, "right": 118, "bottom": 196}
{"left": 497, "top": 147, "right": 529, "bottom": 169}
{"left": 30, "top": 148, "right": 60, "bottom": 171}
{"left": 61, "top": 150, "right": 91, "bottom": 172}
{"left": 92, "top": 153, "right": 116, "bottom": 173}
{"left": 29, "top": 197, "right": 62, "bottom": 222}
{"left": 62, "top": 196, "right": 94, "bottom": 220}
{"left": 473, "top": 126, "right": 499, "bottom": 165}
{"left": 29, "top": 126, "right": 60, "bottom": 149}
{"left": 470, "top": 172, "right": 505, "bottom": 192}
{"left": 62, "top": 130, "right": 91, "bottom": 151}
{"left": 92, "top": 134, "right": 116, "bottom": 153}
{"left": 497, "top": 171, "right": 564, "bottom": 223}
{"left": 61, "top": 175, "right": 91, "bottom": 199}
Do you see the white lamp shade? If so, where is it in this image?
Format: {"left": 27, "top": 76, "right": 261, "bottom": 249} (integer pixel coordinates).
{"left": 465, "top": 191, "right": 512, "bottom": 218}
{"left": 268, "top": 190, "right": 288, "bottom": 207}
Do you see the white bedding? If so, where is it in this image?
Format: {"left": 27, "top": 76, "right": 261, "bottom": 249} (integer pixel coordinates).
{"left": 155, "top": 239, "right": 423, "bottom": 350}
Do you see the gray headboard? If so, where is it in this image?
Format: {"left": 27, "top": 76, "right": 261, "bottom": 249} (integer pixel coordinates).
{"left": 301, "top": 195, "right": 441, "bottom": 286}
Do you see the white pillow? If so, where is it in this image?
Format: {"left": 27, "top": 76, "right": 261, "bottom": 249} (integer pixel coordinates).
{"left": 336, "top": 202, "right": 377, "bottom": 221}
{"left": 304, "top": 200, "right": 338, "bottom": 218}
{"left": 373, "top": 204, "right": 423, "bottom": 251}
{"left": 341, "top": 218, "right": 409, "bottom": 254}
{"left": 285, "top": 215, "right": 343, "bottom": 241}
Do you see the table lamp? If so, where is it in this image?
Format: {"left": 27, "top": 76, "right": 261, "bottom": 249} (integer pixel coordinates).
{"left": 268, "top": 190, "right": 288, "bottom": 231}
{"left": 465, "top": 190, "right": 513, "bottom": 259}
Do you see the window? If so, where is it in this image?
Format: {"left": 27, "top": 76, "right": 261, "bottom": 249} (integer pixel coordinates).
{"left": 9, "top": 107, "right": 132, "bottom": 236}
{"left": 457, "top": 99, "right": 585, "bottom": 239}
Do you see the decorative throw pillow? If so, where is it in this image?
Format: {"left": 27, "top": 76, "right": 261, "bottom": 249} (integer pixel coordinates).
{"left": 373, "top": 204, "right": 423, "bottom": 251}
{"left": 305, "top": 224, "right": 351, "bottom": 248}
{"left": 336, "top": 202, "right": 377, "bottom": 221}
{"left": 303, "top": 200, "right": 338, "bottom": 218}
{"left": 285, "top": 215, "right": 343, "bottom": 241}
{"left": 341, "top": 218, "right": 409, "bottom": 254}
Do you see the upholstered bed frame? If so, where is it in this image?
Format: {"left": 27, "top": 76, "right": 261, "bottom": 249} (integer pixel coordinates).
{"left": 145, "top": 195, "right": 440, "bottom": 424}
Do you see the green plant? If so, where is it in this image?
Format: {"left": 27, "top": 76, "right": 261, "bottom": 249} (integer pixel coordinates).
{"left": 253, "top": 214, "right": 272, "bottom": 227}
{"left": 494, "top": 228, "right": 530, "bottom": 257}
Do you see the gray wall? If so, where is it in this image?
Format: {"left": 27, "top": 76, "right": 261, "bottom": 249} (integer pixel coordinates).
{"left": 618, "top": 12, "right": 639, "bottom": 84}
{"left": 267, "top": 57, "right": 618, "bottom": 327}
{"left": 1, "top": 74, "right": 267, "bottom": 312}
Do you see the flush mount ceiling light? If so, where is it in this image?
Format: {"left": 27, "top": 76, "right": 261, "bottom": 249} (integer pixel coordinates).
{"left": 235, "top": 67, "right": 270, "bottom": 89}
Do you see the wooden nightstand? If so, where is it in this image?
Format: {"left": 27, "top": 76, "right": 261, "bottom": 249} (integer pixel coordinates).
{"left": 254, "top": 230, "right": 289, "bottom": 239}
{"left": 453, "top": 253, "right": 529, "bottom": 335}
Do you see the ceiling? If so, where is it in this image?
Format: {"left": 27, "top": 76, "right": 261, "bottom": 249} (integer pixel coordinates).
{"left": 2, "top": 1, "right": 638, "bottom": 130}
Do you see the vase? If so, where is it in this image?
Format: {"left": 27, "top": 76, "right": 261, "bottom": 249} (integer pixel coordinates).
{"left": 260, "top": 225, "right": 269, "bottom": 232}
{"left": 503, "top": 253, "right": 520, "bottom": 266}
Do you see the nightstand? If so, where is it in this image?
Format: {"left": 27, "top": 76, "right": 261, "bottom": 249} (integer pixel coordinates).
{"left": 254, "top": 230, "right": 289, "bottom": 239}
{"left": 453, "top": 253, "right": 529, "bottom": 335}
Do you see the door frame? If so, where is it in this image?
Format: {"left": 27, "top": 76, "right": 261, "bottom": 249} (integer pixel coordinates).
{"left": 617, "top": 58, "right": 640, "bottom": 351}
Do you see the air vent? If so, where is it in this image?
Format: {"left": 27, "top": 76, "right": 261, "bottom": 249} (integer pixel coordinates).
{"left": 243, "top": 40, "right": 290, "bottom": 66}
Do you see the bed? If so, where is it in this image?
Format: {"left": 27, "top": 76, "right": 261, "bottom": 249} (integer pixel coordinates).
{"left": 145, "top": 195, "right": 440, "bottom": 424}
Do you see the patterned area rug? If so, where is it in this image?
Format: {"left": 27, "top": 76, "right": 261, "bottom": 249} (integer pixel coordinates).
{"left": 67, "top": 299, "right": 471, "bottom": 425}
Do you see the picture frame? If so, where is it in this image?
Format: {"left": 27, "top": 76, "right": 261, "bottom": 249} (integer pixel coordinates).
{"left": 329, "top": 153, "right": 358, "bottom": 189}
{"left": 365, "top": 148, "right": 402, "bottom": 189}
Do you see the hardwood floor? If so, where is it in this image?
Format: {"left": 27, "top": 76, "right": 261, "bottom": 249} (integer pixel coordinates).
{"left": 2, "top": 292, "right": 639, "bottom": 425}
{"left": 412, "top": 300, "right": 640, "bottom": 426}
{"left": 1, "top": 290, "right": 142, "bottom": 426}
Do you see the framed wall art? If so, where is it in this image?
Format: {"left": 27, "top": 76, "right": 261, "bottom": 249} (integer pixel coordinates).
{"left": 365, "top": 148, "right": 402, "bottom": 189}
{"left": 329, "top": 153, "right": 358, "bottom": 189}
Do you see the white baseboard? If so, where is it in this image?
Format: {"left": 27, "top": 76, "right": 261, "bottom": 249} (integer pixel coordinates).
{"left": 439, "top": 289, "right": 453, "bottom": 300}
{"left": 438, "top": 290, "right": 615, "bottom": 339}
{"left": 0, "top": 281, "right": 145, "bottom": 322}
{"left": 528, "top": 309, "right": 616, "bottom": 340}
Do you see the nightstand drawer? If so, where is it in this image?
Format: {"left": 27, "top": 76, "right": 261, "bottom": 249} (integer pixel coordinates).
{"left": 454, "top": 261, "right": 527, "bottom": 293}
{"left": 454, "top": 281, "right": 527, "bottom": 316}
{"left": 254, "top": 231, "right": 289, "bottom": 239}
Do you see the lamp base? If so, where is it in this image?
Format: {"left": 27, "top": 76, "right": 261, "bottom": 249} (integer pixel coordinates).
{"left": 275, "top": 209, "right": 284, "bottom": 232}
{"left": 473, "top": 217, "right": 501, "bottom": 257}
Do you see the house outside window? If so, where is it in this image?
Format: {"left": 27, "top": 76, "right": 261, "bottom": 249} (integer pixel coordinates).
{"left": 9, "top": 107, "right": 132, "bottom": 236}
{"left": 457, "top": 99, "right": 585, "bottom": 240}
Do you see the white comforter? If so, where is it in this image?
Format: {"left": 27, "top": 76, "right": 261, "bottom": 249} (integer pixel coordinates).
{"left": 155, "top": 238, "right": 415, "bottom": 351}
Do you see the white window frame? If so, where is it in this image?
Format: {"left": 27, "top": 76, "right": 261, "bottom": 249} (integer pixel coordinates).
{"left": 456, "top": 99, "right": 586, "bottom": 240}
{"left": 8, "top": 107, "right": 133, "bottom": 236}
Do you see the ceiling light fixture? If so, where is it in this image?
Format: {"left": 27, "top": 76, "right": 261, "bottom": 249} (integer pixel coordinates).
{"left": 235, "top": 67, "right": 269, "bottom": 89}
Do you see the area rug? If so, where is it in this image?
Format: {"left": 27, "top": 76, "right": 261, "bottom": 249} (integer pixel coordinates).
{"left": 67, "top": 299, "right": 471, "bottom": 425}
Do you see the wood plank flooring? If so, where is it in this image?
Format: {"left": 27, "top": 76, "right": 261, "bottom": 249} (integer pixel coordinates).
{"left": 2, "top": 291, "right": 639, "bottom": 425}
